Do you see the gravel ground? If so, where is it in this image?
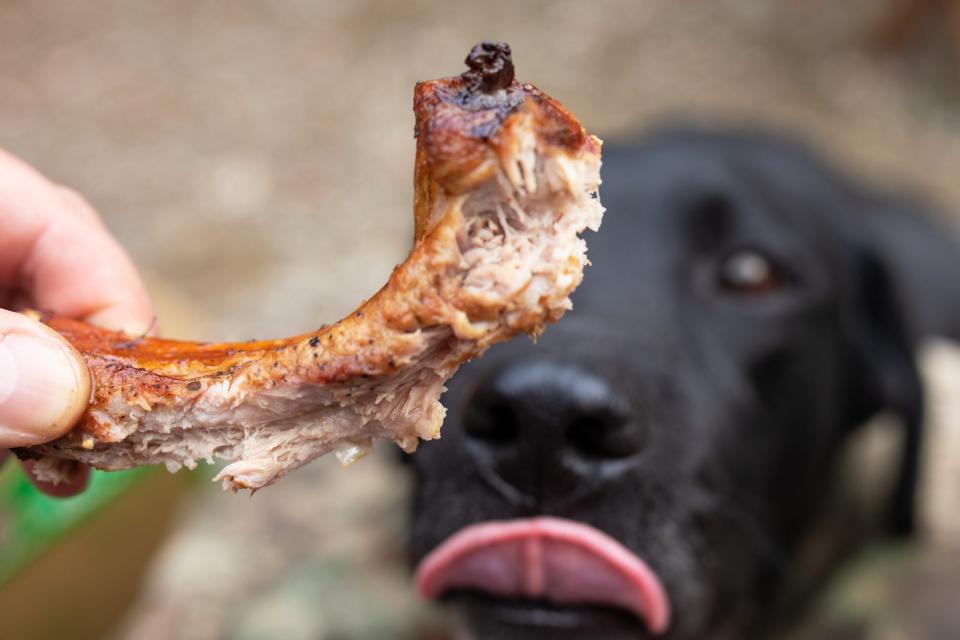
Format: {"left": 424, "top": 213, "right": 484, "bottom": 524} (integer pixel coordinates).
{"left": 2, "top": 1, "right": 960, "bottom": 638}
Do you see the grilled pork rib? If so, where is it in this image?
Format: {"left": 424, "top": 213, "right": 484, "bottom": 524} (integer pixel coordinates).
{"left": 18, "top": 42, "right": 603, "bottom": 491}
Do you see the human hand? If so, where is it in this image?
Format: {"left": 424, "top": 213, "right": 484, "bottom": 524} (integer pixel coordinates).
{"left": 0, "top": 148, "right": 154, "bottom": 496}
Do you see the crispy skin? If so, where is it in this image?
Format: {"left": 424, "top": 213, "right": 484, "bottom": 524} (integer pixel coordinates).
{"left": 18, "top": 43, "right": 603, "bottom": 490}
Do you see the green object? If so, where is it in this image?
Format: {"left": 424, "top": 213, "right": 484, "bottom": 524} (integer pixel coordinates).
{"left": 0, "top": 464, "right": 155, "bottom": 585}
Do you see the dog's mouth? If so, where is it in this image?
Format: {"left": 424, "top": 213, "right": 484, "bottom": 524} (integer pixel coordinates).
{"left": 414, "top": 517, "right": 671, "bottom": 635}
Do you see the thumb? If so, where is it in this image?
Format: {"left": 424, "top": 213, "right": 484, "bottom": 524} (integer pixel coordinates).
{"left": 0, "top": 309, "right": 91, "bottom": 448}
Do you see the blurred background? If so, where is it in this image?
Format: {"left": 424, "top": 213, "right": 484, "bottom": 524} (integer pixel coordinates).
{"left": 1, "top": 1, "right": 960, "bottom": 638}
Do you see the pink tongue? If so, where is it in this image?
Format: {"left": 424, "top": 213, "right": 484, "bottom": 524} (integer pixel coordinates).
{"left": 415, "top": 517, "right": 671, "bottom": 635}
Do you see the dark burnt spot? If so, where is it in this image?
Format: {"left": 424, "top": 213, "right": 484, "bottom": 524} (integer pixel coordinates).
{"left": 463, "top": 41, "right": 514, "bottom": 93}
{"left": 455, "top": 41, "right": 524, "bottom": 119}
{"left": 308, "top": 336, "right": 321, "bottom": 347}
{"left": 186, "top": 381, "right": 202, "bottom": 391}
{"left": 11, "top": 447, "right": 41, "bottom": 461}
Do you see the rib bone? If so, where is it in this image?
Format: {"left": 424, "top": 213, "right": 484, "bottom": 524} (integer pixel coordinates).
{"left": 18, "top": 42, "right": 603, "bottom": 491}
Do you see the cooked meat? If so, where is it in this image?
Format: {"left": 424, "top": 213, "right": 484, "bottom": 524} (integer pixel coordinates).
{"left": 16, "top": 42, "right": 603, "bottom": 491}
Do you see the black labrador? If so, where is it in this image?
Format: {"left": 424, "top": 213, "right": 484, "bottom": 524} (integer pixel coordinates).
{"left": 406, "top": 128, "right": 960, "bottom": 639}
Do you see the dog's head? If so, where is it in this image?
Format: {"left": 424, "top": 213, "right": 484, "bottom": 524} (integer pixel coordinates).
{"left": 407, "top": 128, "right": 960, "bottom": 639}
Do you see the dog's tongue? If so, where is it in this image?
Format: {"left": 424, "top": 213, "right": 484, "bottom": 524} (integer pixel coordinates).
{"left": 414, "top": 517, "right": 670, "bottom": 635}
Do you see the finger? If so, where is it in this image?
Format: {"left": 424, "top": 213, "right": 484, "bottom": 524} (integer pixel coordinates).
{"left": 55, "top": 185, "right": 107, "bottom": 227}
{"left": 0, "top": 148, "right": 154, "bottom": 334}
{"left": 21, "top": 459, "right": 90, "bottom": 498}
{"left": 0, "top": 308, "right": 91, "bottom": 447}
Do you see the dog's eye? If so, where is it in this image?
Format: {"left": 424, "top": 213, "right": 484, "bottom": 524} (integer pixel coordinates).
{"left": 717, "top": 250, "right": 782, "bottom": 294}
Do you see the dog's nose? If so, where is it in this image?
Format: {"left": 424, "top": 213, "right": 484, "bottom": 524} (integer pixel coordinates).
{"left": 462, "top": 360, "right": 645, "bottom": 503}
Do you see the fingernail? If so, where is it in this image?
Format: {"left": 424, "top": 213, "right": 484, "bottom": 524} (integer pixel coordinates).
{"left": 0, "top": 330, "right": 90, "bottom": 447}
{"left": 85, "top": 308, "right": 155, "bottom": 336}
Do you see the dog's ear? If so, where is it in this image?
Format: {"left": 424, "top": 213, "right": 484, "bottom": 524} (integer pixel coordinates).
{"left": 864, "top": 197, "right": 960, "bottom": 343}
{"left": 847, "top": 244, "right": 923, "bottom": 537}
{"left": 847, "top": 195, "right": 960, "bottom": 536}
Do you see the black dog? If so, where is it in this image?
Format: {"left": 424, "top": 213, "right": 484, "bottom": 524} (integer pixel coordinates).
{"left": 407, "top": 128, "right": 960, "bottom": 639}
